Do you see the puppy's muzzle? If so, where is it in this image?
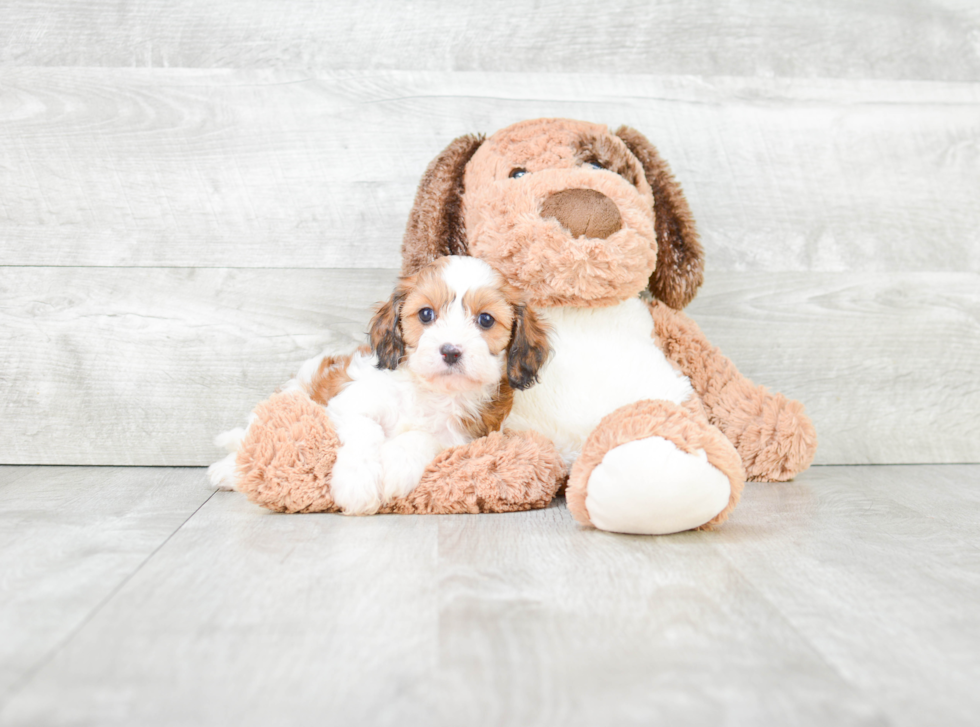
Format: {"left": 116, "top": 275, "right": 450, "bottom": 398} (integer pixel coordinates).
{"left": 540, "top": 188, "right": 622, "bottom": 240}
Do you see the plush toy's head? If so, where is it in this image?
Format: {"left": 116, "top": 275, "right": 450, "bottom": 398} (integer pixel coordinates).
{"left": 403, "top": 118, "right": 704, "bottom": 309}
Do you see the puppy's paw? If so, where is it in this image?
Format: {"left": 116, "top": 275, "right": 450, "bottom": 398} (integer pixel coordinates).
{"left": 380, "top": 431, "right": 444, "bottom": 501}
{"left": 330, "top": 449, "right": 384, "bottom": 515}
{"left": 207, "top": 452, "right": 238, "bottom": 491}
{"left": 213, "top": 427, "right": 247, "bottom": 453}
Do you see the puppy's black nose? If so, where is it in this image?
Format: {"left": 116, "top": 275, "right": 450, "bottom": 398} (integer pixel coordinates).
{"left": 440, "top": 344, "right": 462, "bottom": 365}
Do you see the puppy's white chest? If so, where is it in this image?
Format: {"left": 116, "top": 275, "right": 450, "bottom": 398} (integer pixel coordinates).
{"left": 506, "top": 298, "right": 693, "bottom": 465}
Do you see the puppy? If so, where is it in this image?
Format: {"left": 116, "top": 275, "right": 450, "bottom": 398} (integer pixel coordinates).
{"left": 208, "top": 255, "right": 550, "bottom": 515}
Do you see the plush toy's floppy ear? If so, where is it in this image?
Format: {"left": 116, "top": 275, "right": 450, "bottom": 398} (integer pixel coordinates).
{"left": 507, "top": 304, "right": 551, "bottom": 391}
{"left": 369, "top": 285, "right": 408, "bottom": 370}
{"left": 402, "top": 134, "right": 485, "bottom": 276}
{"left": 615, "top": 126, "right": 704, "bottom": 309}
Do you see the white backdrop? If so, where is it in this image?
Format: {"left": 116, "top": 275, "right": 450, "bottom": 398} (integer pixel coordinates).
{"left": 1, "top": 1, "right": 978, "bottom": 465}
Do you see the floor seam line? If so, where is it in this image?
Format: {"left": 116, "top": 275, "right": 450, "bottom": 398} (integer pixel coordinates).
{"left": 0, "top": 489, "right": 217, "bottom": 714}
{"left": 710, "top": 541, "right": 889, "bottom": 720}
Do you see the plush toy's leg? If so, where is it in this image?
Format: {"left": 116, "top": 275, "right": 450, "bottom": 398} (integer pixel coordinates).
{"left": 233, "top": 390, "right": 566, "bottom": 515}
{"left": 566, "top": 399, "right": 745, "bottom": 535}
{"left": 727, "top": 392, "right": 817, "bottom": 483}
{"left": 649, "top": 301, "right": 817, "bottom": 482}
{"left": 234, "top": 391, "right": 341, "bottom": 513}
{"left": 383, "top": 429, "right": 566, "bottom": 515}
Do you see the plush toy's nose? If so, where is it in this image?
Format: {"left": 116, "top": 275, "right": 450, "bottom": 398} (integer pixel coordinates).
{"left": 540, "top": 188, "right": 623, "bottom": 240}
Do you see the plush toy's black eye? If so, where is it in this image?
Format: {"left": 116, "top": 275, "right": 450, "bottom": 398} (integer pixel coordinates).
{"left": 509, "top": 168, "right": 527, "bottom": 179}
{"left": 418, "top": 308, "right": 435, "bottom": 324}
{"left": 477, "top": 312, "right": 495, "bottom": 329}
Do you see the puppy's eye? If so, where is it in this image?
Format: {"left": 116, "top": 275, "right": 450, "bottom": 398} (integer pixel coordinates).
{"left": 477, "top": 313, "right": 495, "bottom": 329}
{"left": 588, "top": 161, "right": 604, "bottom": 170}
{"left": 509, "top": 168, "right": 527, "bottom": 179}
{"left": 418, "top": 308, "right": 435, "bottom": 324}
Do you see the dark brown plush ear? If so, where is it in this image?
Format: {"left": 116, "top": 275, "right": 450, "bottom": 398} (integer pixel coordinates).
{"left": 615, "top": 126, "right": 704, "bottom": 309}
{"left": 369, "top": 286, "right": 407, "bottom": 370}
{"left": 401, "top": 134, "right": 485, "bottom": 276}
{"left": 507, "top": 304, "right": 551, "bottom": 391}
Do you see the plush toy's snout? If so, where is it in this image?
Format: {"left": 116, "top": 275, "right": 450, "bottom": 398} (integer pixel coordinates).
{"left": 541, "top": 189, "right": 623, "bottom": 240}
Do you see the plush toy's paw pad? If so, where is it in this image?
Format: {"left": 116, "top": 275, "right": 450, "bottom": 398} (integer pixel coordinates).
{"left": 207, "top": 452, "right": 238, "bottom": 491}
{"left": 566, "top": 399, "right": 746, "bottom": 533}
{"left": 584, "top": 436, "right": 731, "bottom": 535}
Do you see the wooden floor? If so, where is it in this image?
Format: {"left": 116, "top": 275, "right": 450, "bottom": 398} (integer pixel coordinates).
{"left": 0, "top": 465, "right": 977, "bottom": 726}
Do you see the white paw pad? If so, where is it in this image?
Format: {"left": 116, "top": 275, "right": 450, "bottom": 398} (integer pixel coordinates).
{"left": 585, "top": 436, "right": 730, "bottom": 535}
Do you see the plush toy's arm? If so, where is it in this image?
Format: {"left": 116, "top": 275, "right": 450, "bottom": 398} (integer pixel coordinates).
{"left": 647, "top": 301, "right": 817, "bottom": 482}
{"left": 233, "top": 392, "right": 565, "bottom": 514}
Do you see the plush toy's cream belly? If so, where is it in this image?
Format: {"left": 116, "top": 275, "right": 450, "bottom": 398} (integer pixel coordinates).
{"left": 506, "top": 298, "right": 694, "bottom": 467}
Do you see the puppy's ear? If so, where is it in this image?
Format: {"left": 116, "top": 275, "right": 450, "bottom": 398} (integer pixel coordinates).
{"left": 507, "top": 304, "right": 550, "bottom": 391}
{"left": 402, "top": 133, "right": 485, "bottom": 277}
{"left": 369, "top": 285, "right": 408, "bottom": 370}
{"left": 615, "top": 126, "right": 704, "bottom": 309}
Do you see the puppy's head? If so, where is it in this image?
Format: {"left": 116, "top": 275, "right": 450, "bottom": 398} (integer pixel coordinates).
{"left": 369, "top": 256, "right": 549, "bottom": 393}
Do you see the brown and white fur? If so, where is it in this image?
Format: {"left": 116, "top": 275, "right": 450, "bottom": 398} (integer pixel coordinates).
{"left": 209, "top": 255, "right": 549, "bottom": 515}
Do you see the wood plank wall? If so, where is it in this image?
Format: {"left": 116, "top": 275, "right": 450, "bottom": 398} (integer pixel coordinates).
{"left": 2, "top": 1, "right": 978, "bottom": 466}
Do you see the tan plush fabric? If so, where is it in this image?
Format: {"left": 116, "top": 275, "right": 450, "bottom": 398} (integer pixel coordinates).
{"left": 565, "top": 399, "right": 746, "bottom": 530}
{"left": 235, "top": 391, "right": 341, "bottom": 514}
{"left": 649, "top": 300, "right": 818, "bottom": 482}
{"left": 386, "top": 429, "right": 566, "bottom": 514}
{"left": 235, "top": 391, "right": 565, "bottom": 515}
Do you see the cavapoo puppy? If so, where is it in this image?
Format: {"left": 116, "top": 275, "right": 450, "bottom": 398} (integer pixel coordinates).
{"left": 209, "top": 255, "right": 550, "bottom": 515}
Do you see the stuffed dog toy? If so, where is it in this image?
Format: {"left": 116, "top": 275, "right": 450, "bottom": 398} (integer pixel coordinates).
{"left": 221, "top": 118, "right": 817, "bottom": 534}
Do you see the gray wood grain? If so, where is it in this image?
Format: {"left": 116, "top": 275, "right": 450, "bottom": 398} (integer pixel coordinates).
{"left": 2, "top": 267, "right": 977, "bottom": 466}
{"left": 2, "top": 1, "right": 979, "bottom": 82}
{"left": 2, "top": 464, "right": 978, "bottom": 726}
{"left": 0, "top": 266, "right": 400, "bottom": 465}
{"left": 715, "top": 464, "right": 980, "bottom": 726}
{"left": 0, "top": 467, "right": 39, "bottom": 489}
{"left": 3, "top": 490, "right": 443, "bottom": 726}
{"left": 1, "top": 70, "right": 977, "bottom": 272}
{"left": 0, "top": 467, "right": 211, "bottom": 704}
{"left": 685, "top": 271, "right": 980, "bottom": 466}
